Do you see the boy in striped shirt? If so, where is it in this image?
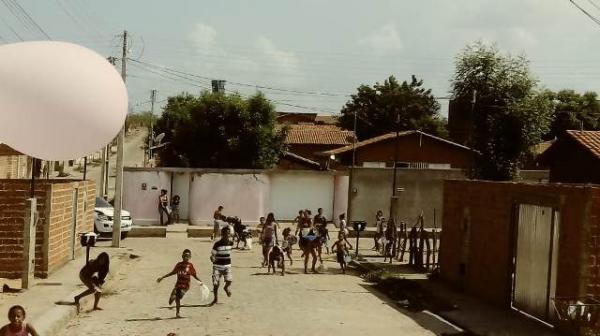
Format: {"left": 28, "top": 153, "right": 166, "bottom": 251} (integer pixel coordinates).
{"left": 209, "top": 227, "right": 234, "bottom": 306}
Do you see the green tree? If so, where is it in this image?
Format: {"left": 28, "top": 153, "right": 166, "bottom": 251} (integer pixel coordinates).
{"left": 451, "top": 42, "right": 553, "bottom": 180}
{"left": 544, "top": 89, "right": 600, "bottom": 139}
{"left": 125, "top": 111, "right": 157, "bottom": 132}
{"left": 154, "top": 91, "right": 287, "bottom": 168}
{"left": 338, "top": 75, "right": 447, "bottom": 141}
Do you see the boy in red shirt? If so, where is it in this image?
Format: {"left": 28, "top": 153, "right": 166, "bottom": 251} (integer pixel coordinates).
{"left": 157, "top": 249, "right": 203, "bottom": 318}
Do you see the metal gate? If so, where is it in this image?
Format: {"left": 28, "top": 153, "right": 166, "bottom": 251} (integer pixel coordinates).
{"left": 513, "top": 204, "right": 560, "bottom": 322}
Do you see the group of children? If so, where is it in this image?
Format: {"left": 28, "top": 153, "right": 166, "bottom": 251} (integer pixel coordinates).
{"left": 257, "top": 208, "right": 354, "bottom": 275}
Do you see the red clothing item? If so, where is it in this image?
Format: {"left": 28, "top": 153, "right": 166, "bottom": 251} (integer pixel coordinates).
{"left": 172, "top": 261, "right": 197, "bottom": 289}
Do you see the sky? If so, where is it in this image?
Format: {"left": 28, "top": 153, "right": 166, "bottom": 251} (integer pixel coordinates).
{"left": 4, "top": 0, "right": 600, "bottom": 117}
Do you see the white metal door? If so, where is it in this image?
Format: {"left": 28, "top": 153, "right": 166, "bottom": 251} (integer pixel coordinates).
{"left": 513, "top": 204, "right": 559, "bottom": 322}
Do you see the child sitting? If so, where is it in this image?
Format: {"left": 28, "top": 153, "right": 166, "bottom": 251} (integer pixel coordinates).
{"left": 157, "top": 249, "right": 203, "bottom": 318}
{"left": 0, "top": 305, "right": 39, "bottom": 336}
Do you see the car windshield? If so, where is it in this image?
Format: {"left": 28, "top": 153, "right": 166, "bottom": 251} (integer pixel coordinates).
{"left": 95, "top": 197, "right": 112, "bottom": 208}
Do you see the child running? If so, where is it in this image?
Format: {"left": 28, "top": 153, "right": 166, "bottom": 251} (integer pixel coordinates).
{"left": 157, "top": 249, "right": 203, "bottom": 318}
{"left": 0, "top": 306, "right": 38, "bottom": 336}
{"left": 331, "top": 232, "right": 353, "bottom": 274}
{"left": 210, "top": 227, "right": 234, "bottom": 306}
{"left": 74, "top": 252, "right": 110, "bottom": 313}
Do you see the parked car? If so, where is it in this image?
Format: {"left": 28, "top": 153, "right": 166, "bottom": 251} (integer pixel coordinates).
{"left": 94, "top": 197, "right": 132, "bottom": 239}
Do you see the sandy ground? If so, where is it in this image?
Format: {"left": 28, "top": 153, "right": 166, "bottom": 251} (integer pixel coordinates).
{"left": 59, "top": 232, "right": 457, "bottom": 336}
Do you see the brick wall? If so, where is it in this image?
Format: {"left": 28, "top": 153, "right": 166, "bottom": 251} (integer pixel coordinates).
{"left": 440, "top": 180, "right": 600, "bottom": 309}
{"left": 0, "top": 179, "right": 95, "bottom": 279}
{"left": 46, "top": 181, "right": 94, "bottom": 273}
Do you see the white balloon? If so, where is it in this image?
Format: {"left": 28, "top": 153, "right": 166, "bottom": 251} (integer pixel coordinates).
{"left": 0, "top": 41, "right": 128, "bottom": 161}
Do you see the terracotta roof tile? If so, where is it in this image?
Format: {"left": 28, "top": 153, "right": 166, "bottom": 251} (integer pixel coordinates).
{"left": 567, "top": 130, "right": 600, "bottom": 159}
{"left": 284, "top": 124, "right": 354, "bottom": 145}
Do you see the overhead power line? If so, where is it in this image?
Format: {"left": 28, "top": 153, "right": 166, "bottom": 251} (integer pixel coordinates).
{"left": 6, "top": 0, "right": 51, "bottom": 39}
{"left": 569, "top": 0, "right": 600, "bottom": 27}
{"left": 129, "top": 58, "right": 350, "bottom": 98}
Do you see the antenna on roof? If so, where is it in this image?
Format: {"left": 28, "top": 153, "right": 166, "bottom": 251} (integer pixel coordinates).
{"left": 580, "top": 119, "right": 584, "bottom": 132}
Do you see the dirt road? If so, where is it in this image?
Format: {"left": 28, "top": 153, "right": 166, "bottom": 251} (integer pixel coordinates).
{"left": 60, "top": 231, "right": 458, "bottom": 336}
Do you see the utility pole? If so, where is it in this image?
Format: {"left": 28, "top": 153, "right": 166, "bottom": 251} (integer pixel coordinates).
{"left": 389, "top": 110, "right": 401, "bottom": 221}
{"left": 112, "top": 30, "right": 127, "bottom": 247}
{"left": 147, "top": 89, "right": 157, "bottom": 166}
{"left": 101, "top": 56, "right": 118, "bottom": 199}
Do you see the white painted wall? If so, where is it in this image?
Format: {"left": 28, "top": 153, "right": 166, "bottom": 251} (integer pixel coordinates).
{"left": 123, "top": 170, "right": 171, "bottom": 225}
{"left": 124, "top": 168, "right": 348, "bottom": 226}
{"left": 188, "top": 173, "right": 270, "bottom": 225}
{"left": 269, "top": 172, "right": 335, "bottom": 221}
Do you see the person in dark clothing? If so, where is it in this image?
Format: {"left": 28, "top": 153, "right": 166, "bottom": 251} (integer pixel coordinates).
{"left": 158, "top": 189, "right": 170, "bottom": 226}
{"left": 74, "top": 252, "right": 110, "bottom": 313}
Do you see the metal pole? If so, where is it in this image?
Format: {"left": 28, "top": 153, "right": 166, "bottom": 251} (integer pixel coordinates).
{"left": 112, "top": 30, "right": 127, "bottom": 247}
{"left": 389, "top": 111, "right": 400, "bottom": 220}
{"left": 83, "top": 156, "right": 88, "bottom": 180}
{"left": 355, "top": 231, "right": 360, "bottom": 257}
{"left": 99, "top": 147, "right": 106, "bottom": 197}
{"left": 148, "top": 89, "right": 156, "bottom": 166}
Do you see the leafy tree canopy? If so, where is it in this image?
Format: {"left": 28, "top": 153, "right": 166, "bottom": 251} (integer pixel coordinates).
{"left": 451, "top": 41, "right": 553, "bottom": 180}
{"left": 544, "top": 89, "right": 600, "bottom": 140}
{"left": 154, "top": 91, "right": 287, "bottom": 169}
{"left": 338, "top": 75, "right": 447, "bottom": 141}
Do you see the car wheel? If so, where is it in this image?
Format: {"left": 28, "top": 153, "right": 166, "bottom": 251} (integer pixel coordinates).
{"left": 120, "top": 232, "right": 128, "bottom": 240}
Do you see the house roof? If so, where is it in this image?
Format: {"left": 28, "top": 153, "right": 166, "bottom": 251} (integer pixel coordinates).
{"left": 314, "top": 115, "right": 338, "bottom": 125}
{"left": 566, "top": 130, "right": 600, "bottom": 159}
{"left": 532, "top": 140, "right": 555, "bottom": 156}
{"left": 283, "top": 124, "right": 354, "bottom": 145}
{"left": 316, "top": 130, "right": 471, "bottom": 156}
{"left": 0, "top": 143, "right": 23, "bottom": 156}
{"left": 280, "top": 151, "right": 321, "bottom": 169}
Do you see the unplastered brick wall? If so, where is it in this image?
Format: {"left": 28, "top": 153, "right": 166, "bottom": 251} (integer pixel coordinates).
{"left": 440, "top": 180, "right": 600, "bottom": 308}
{"left": 0, "top": 180, "right": 48, "bottom": 278}
{"left": 0, "top": 179, "right": 94, "bottom": 278}
{"left": 45, "top": 181, "right": 94, "bottom": 273}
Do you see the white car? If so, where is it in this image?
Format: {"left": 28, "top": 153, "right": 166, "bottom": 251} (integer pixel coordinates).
{"left": 94, "top": 197, "right": 132, "bottom": 239}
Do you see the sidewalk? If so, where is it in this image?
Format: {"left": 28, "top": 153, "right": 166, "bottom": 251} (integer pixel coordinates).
{"left": 0, "top": 244, "right": 132, "bottom": 336}
{"left": 352, "top": 255, "right": 561, "bottom": 336}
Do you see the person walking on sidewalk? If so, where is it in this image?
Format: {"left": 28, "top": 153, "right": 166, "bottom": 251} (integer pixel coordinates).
{"left": 210, "top": 227, "right": 234, "bottom": 306}
{"left": 373, "top": 210, "right": 385, "bottom": 252}
{"left": 0, "top": 305, "right": 39, "bottom": 336}
{"left": 158, "top": 189, "right": 170, "bottom": 226}
{"left": 74, "top": 252, "right": 110, "bottom": 313}
{"left": 157, "top": 249, "right": 203, "bottom": 318}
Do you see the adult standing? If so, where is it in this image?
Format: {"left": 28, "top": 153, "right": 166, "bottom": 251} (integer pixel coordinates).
{"left": 384, "top": 219, "right": 398, "bottom": 263}
{"left": 313, "top": 208, "right": 327, "bottom": 230}
{"left": 158, "top": 189, "right": 170, "bottom": 226}
{"left": 373, "top": 210, "right": 385, "bottom": 251}
{"left": 260, "top": 213, "right": 279, "bottom": 267}
{"left": 212, "top": 206, "right": 225, "bottom": 241}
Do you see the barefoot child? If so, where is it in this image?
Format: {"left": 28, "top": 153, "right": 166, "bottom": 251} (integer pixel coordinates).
{"left": 0, "top": 306, "right": 39, "bottom": 336}
{"left": 281, "top": 227, "right": 296, "bottom": 265}
{"left": 74, "top": 252, "right": 109, "bottom": 313}
{"left": 210, "top": 227, "right": 234, "bottom": 306}
{"left": 331, "top": 232, "right": 353, "bottom": 274}
{"left": 157, "top": 249, "right": 203, "bottom": 318}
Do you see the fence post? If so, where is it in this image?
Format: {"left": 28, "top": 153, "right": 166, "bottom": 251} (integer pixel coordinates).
{"left": 22, "top": 198, "right": 37, "bottom": 289}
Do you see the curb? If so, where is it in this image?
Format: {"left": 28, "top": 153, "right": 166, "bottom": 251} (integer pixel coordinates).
{"left": 129, "top": 226, "right": 167, "bottom": 238}
{"left": 32, "top": 250, "right": 131, "bottom": 336}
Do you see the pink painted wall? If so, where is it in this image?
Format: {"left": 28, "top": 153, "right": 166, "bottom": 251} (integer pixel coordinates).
{"left": 188, "top": 173, "right": 270, "bottom": 225}
{"left": 123, "top": 170, "right": 171, "bottom": 225}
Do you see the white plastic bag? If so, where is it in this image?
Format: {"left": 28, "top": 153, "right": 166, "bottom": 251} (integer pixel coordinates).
{"left": 344, "top": 254, "right": 352, "bottom": 264}
{"left": 245, "top": 237, "right": 253, "bottom": 250}
{"left": 198, "top": 282, "right": 210, "bottom": 303}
